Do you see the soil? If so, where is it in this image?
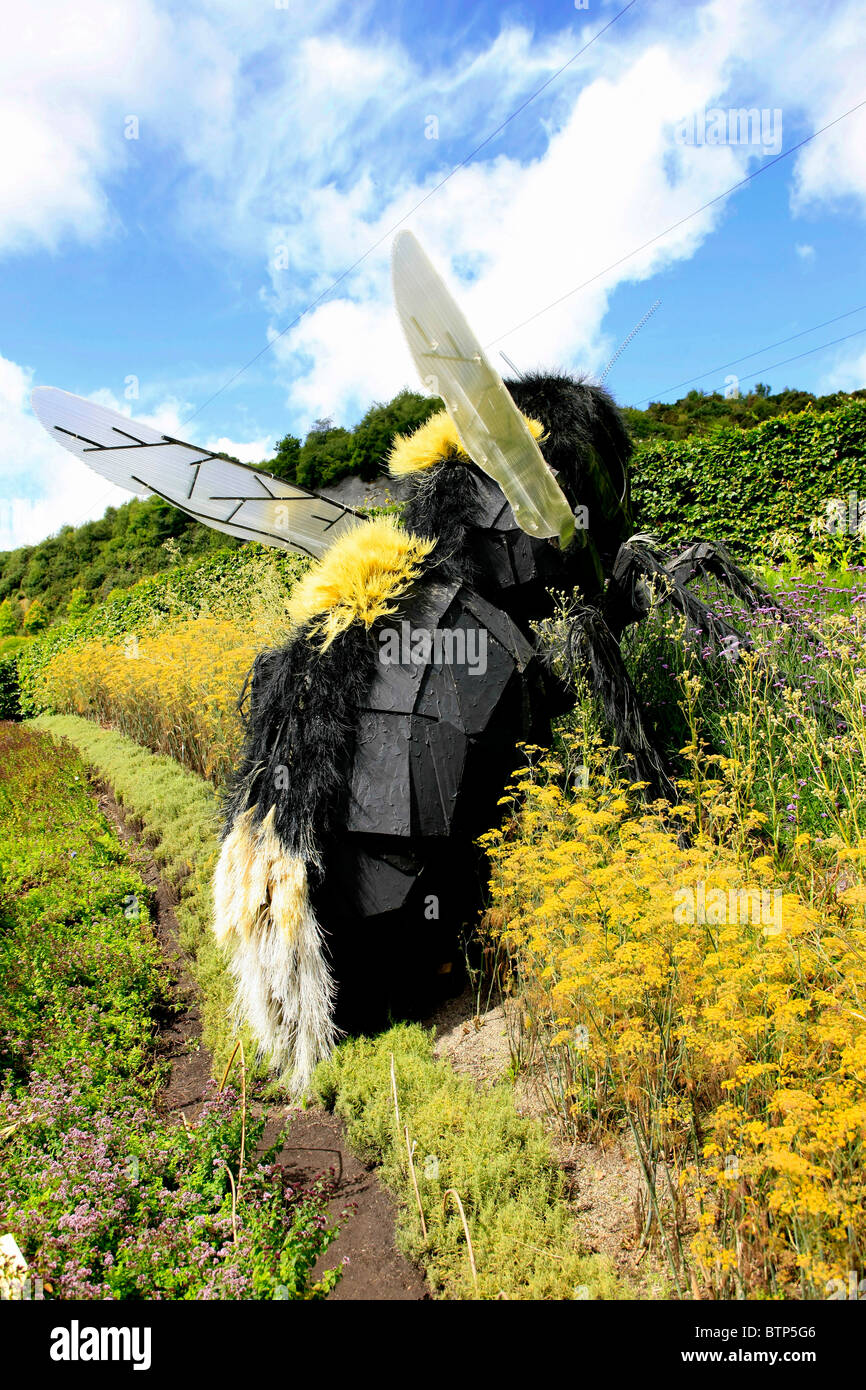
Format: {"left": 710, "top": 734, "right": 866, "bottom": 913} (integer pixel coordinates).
{"left": 92, "top": 776, "right": 429, "bottom": 1302}
{"left": 261, "top": 1107, "right": 429, "bottom": 1300}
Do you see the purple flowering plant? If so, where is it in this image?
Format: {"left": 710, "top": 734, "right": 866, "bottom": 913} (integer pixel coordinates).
{"left": 0, "top": 726, "right": 346, "bottom": 1299}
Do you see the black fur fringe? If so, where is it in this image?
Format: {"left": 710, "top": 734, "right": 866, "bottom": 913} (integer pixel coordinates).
{"left": 402, "top": 459, "right": 483, "bottom": 586}
{"left": 222, "top": 620, "right": 378, "bottom": 868}
{"left": 541, "top": 599, "right": 676, "bottom": 800}
{"left": 401, "top": 372, "right": 636, "bottom": 577}
{"left": 608, "top": 538, "right": 756, "bottom": 653}
{"left": 506, "top": 371, "right": 635, "bottom": 562}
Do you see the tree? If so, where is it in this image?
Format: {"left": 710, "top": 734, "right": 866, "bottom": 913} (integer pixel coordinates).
{"left": 268, "top": 433, "right": 302, "bottom": 484}
{"left": 297, "top": 419, "right": 354, "bottom": 490}
{"left": 349, "top": 390, "right": 442, "bottom": 481}
{"left": 2, "top": 381, "right": 863, "bottom": 623}
{"left": 0, "top": 596, "right": 21, "bottom": 636}
{"left": 22, "top": 598, "right": 48, "bottom": 634}
{"left": 66, "top": 588, "right": 91, "bottom": 623}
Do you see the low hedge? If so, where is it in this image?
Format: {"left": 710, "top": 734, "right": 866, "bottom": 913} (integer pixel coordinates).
{"left": 32, "top": 714, "right": 245, "bottom": 1078}
{"left": 630, "top": 399, "right": 866, "bottom": 562}
{"left": 18, "top": 545, "right": 306, "bottom": 717}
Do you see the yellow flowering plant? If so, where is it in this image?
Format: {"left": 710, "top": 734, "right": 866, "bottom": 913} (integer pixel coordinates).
{"left": 482, "top": 567, "right": 866, "bottom": 1299}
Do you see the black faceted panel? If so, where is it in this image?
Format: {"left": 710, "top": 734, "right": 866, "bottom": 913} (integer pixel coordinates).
{"left": 461, "top": 589, "right": 535, "bottom": 671}
{"left": 345, "top": 585, "right": 550, "bottom": 841}
{"left": 353, "top": 846, "right": 419, "bottom": 916}
{"left": 448, "top": 626, "right": 514, "bottom": 737}
{"left": 347, "top": 710, "right": 412, "bottom": 836}
{"left": 409, "top": 716, "right": 467, "bottom": 836}
{"left": 415, "top": 657, "right": 464, "bottom": 725}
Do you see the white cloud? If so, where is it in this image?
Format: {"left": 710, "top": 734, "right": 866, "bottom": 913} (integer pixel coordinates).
{"left": 271, "top": 295, "right": 414, "bottom": 426}
{"left": 5, "top": 0, "right": 865, "bottom": 273}
{"left": 209, "top": 434, "right": 272, "bottom": 464}
{"left": 795, "top": 243, "right": 815, "bottom": 260}
{"left": 260, "top": 0, "right": 866, "bottom": 427}
{"left": 0, "top": 354, "right": 133, "bottom": 549}
{"left": 4, "top": 0, "right": 866, "bottom": 542}
{"left": 0, "top": 0, "right": 174, "bottom": 254}
{"left": 268, "top": 30, "right": 752, "bottom": 427}
{"left": 818, "top": 344, "right": 866, "bottom": 395}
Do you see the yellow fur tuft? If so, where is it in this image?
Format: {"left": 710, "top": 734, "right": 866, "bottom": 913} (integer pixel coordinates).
{"left": 387, "top": 408, "right": 545, "bottom": 476}
{"left": 286, "top": 515, "right": 435, "bottom": 648}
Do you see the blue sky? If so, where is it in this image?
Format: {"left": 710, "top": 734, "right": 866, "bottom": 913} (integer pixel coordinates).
{"left": 1, "top": 0, "right": 865, "bottom": 548}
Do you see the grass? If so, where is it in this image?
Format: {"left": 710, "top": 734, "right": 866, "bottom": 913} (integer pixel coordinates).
{"left": 314, "top": 1023, "right": 637, "bottom": 1300}
{"left": 0, "top": 722, "right": 343, "bottom": 1300}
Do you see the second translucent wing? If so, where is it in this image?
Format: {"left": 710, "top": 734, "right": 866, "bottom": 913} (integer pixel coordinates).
{"left": 30, "top": 387, "right": 361, "bottom": 559}
{"left": 391, "top": 231, "right": 575, "bottom": 548}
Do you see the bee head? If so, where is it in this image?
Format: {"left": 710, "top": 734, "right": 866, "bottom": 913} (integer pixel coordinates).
{"left": 389, "top": 371, "right": 634, "bottom": 617}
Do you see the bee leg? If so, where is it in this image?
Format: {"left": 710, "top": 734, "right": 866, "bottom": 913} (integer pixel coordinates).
{"left": 558, "top": 600, "right": 677, "bottom": 802}
{"left": 606, "top": 537, "right": 754, "bottom": 656}
{"left": 312, "top": 837, "right": 471, "bottom": 1037}
{"left": 607, "top": 537, "right": 840, "bottom": 736}
{"left": 664, "top": 537, "right": 776, "bottom": 610}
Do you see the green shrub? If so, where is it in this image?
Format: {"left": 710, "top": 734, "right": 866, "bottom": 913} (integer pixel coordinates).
{"left": 0, "top": 723, "right": 342, "bottom": 1300}
{"left": 18, "top": 544, "right": 307, "bottom": 716}
{"left": 0, "top": 635, "right": 29, "bottom": 658}
{"left": 65, "top": 587, "right": 92, "bottom": 622}
{"left": 21, "top": 597, "right": 47, "bottom": 634}
{"left": 630, "top": 400, "right": 866, "bottom": 562}
{"left": 31, "top": 714, "right": 245, "bottom": 1077}
{"left": 0, "top": 653, "right": 21, "bottom": 719}
{"left": 0, "top": 596, "right": 21, "bottom": 636}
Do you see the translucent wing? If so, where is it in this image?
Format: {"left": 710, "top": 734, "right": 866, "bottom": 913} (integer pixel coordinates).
{"left": 391, "top": 231, "right": 575, "bottom": 548}
{"left": 30, "top": 387, "right": 361, "bottom": 559}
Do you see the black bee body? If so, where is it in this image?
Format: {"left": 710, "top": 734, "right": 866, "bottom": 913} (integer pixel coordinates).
{"left": 33, "top": 240, "right": 789, "bottom": 1095}
{"left": 312, "top": 575, "right": 554, "bottom": 1036}
{"left": 209, "top": 370, "right": 783, "bottom": 1089}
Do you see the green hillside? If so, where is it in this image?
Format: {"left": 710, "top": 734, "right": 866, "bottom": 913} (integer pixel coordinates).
{"left": 621, "top": 382, "right": 866, "bottom": 441}
{"left": 0, "top": 389, "right": 438, "bottom": 626}
{"left": 2, "top": 382, "right": 864, "bottom": 629}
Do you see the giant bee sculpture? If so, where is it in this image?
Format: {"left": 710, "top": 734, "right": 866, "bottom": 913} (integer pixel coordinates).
{"left": 33, "top": 232, "right": 780, "bottom": 1091}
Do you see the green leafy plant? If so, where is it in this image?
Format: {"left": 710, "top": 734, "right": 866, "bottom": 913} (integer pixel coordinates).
{"left": 630, "top": 400, "right": 866, "bottom": 564}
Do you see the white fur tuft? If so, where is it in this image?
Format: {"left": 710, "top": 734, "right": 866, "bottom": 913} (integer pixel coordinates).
{"left": 212, "top": 807, "right": 339, "bottom": 1094}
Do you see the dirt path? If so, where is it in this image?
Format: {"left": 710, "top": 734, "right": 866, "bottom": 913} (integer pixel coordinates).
{"left": 92, "top": 772, "right": 665, "bottom": 1297}
{"left": 93, "top": 776, "right": 429, "bottom": 1302}
{"left": 263, "top": 1108, "right": 429, "bottom": 1299}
